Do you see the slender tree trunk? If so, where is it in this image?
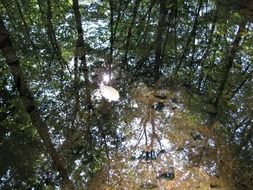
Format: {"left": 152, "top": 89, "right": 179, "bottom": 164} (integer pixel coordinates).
{"left": 14, "top": 0, "right": 37, "bottom": 49}
{"left": 138, "top": 0, "right": 155, "bottom": 46}
{"left": 71, "top": 56, "right": 80, "bottom": 127}
{"left": 214, "top": 22, "right": 246, "bottom": 107}
{"left": 108, "top": 0, "right": 115, "bottom": 81}
{"left": 72, "top": 0, "right": 92, "bottom": 111}
{"left": 72, "top": 0, "right": 93, "bottom": 149}
{"left": 122, "top": 0, "right": 141, "bottom": 71}
{"left": 0, "top": 18, "right": 75, "bottom": 190}
{"left": 174, "top": 0, "right": 203, "bottom": 76}
{"left": 197, "top": 11, "right": 217, "bottom": 91}
{"left": 153, "top": 0, "right": 169, "bottom": 83}
{"left": 234, "top": 119, "right": 253, "bottom": 156}
{"left": 228, "top": 64, "right": 252, "bottom": 100}
{"left": 37, "top": 0, "right": 70, "bottom": 73}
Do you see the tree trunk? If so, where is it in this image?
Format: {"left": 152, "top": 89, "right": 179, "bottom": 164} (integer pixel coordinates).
{"left": 72, "top": 0, "right": 92, "bottom": 111}
{"left": 214, "top": 22, "right": 246, "bottom": 107}
{"left": 153, "top": 0, "right": 169, "bottom": 83}
{"left": 0, "top": 18, "right": 75, "bottom": 190}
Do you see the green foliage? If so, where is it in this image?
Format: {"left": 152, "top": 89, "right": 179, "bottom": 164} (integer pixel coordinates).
{"left": 1, "top": 0, "right": 253, "bottom": 189}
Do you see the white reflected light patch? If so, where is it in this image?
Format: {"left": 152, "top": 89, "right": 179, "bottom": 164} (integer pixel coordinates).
{"left": 103, "top": 74, "right": 110, "bottom": 83}
{"left": 100, "top": 85, "right": 120, "bottom": 101}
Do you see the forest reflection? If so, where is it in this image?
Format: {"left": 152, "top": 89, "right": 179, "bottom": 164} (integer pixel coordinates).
{"left": 1, "top": 0, "right": 253, "bottom": 189}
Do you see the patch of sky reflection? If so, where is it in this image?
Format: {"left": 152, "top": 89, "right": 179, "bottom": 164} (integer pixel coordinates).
{"left": 75, "top": 159, "right": 82, "bottom": 168}
{"left": 83, "top": 20, "right": 109, "bottom": 48}
{"left": 207, "top": 138, "right": 216, "bottom": 147}
{"left": 79, "top": 0, "right": 93, "bottom": 6}
{"left": 49, "top": 126, "right": 66, "bottom": 148}
{"left": 203, "top": 161, "right": 217, "bottom": 176}
{"left": 5, "top": 76, "right": 14, "bottom": 92}
{"left": 199, "top": 1, "right": 215, "bottom": 16}
{"left": 226, "top": 25, "right": 240, "bottom": 43}
{"left": 239, "top": 53, "right": 251, "bottom": 69}
{"left": 38, "top": 91, "right": 62, "bottom": 117}
{"left": 0, "top": 169, "right": 11, "bottom": 188}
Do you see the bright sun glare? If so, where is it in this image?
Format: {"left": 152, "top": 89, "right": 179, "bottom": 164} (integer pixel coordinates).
{"left": 103, "top": 74, "right": 110, "bottom": 83}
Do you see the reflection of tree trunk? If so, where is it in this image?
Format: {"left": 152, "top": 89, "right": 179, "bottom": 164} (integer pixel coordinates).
{"left": 142, "top": 118, "right": 148, "bottom": 147}
{"left": 154, "top": 0, "right": 169, "bottom": 83}
{"left": 197, "top": 10, "right": 216, "bottom": 91}
{"left": 235, "top": 119, "right": 252, "bottom": 156}
{"left": 112, "top": 1, "right": 124, "bottom": 37}
{"left": 122, "top": 0, "right": 141, "bottom": 71}
{"left": 136, "top": 0, "right": 155, "bottom": 45}
{"left": 150, "top": 105, "right": 156, "bottom": 150}
{"left": 72, "top": 0, "right": 93, "bottom": 149}
{"left": 46, "top": 0, "right": 66, "bottom": 65}
{"left": 14, "top": 0, "right": 37, "bottom": 49}
{"left": 214, "top": 22, "right": 246, "bottom": 107}
{"left": 206, "top": 22, "right": 246, "bottom": 128}
{"left": 0, "top": 19, "right": 75, "bottom": 190}
{"left": 229, "top": 64, "right": 252, "bottom": 100}
{"left": 72, "top": 0, "right": 92, "bottom": 111}
{"left": 142, "top": 99, "right": 161, "bottom": 151}
{"left": 37, "top": 0, "right": 68, "bottom": 72}
{"left": 174, "top": 0, "right": 203, "bottom": 76}
{"left": 71, "top": 56, "right": 80, "bottom": 127}
{"left": 108, "top": 0, "right": 114, "bottom": 80}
